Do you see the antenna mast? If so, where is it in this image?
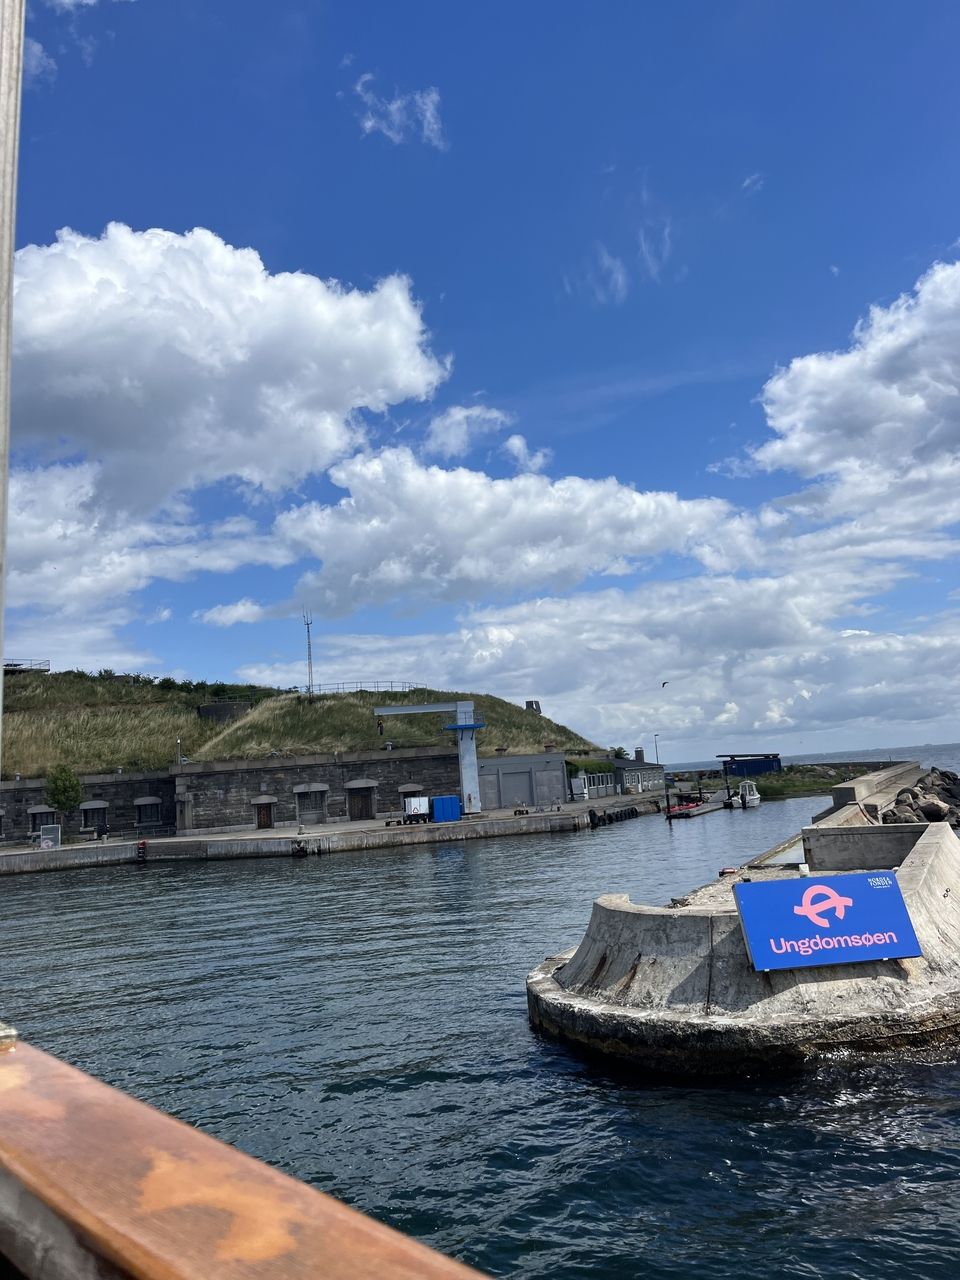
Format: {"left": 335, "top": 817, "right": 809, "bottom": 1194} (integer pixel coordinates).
{"left": 302, "top": 609, "right": 314, "bottom": 696}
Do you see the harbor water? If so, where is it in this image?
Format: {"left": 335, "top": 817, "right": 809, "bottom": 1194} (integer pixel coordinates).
{"left": 4, "top": 793, "right": 960, "bottom": 1278}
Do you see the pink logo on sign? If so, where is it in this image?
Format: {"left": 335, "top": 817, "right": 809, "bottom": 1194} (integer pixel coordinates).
{"left": 793, "top": 884, "right": 854, "bottom": 929}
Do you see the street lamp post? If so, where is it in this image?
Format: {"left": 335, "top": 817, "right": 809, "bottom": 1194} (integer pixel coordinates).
{"left": 653, "top": 733, "right": 660, "bottom": 764}
{"left": 176, "top": 737, "right": 182, "bottom": 766}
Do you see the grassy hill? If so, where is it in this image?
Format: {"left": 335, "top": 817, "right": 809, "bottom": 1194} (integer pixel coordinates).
{"left": 1, "top": 671, "right": 278, "bottom": 778}
{"left": 1, "top": 674, "right": 599, "bottom": 777}
{"left": 194, "top": 688, "right": 597, "bottom": 760}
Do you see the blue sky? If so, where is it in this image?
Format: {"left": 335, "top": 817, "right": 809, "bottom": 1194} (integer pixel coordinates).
{"left": 10, "top": 0, "right": 960, "bottom": 760}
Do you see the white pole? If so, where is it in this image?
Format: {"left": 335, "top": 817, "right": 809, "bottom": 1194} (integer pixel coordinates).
{"left": 0, "top": 0, "right": 25, "bottom": 779}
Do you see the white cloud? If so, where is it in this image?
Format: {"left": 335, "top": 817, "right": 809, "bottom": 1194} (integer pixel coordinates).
{"left": 829, "top": 264, "right": 841, "bottom": 277}
{"left": 195, "top": 599, "right": 268, "bottom": 627}
{"left": 5, "top": 463, "right": 294, "bottom": 617}
{"left": 23, "top": 38, "right": 57, "bottom": 87}
{"left": 742, "top": 173, "right": 764, "bottom": 194}
{"left": 423, "top": 405, "right": 512, "bottom": 458}
{"left": 13, "top": 223, "right": 448, "bottom": 512}
{"left": 754, "top": 259, "right": 960, "bottom": 544}
{"left": 502, "top": 433, "right": 550, "bottom": 473}
{"left": 237, "top": 576, "right": 960, "bottom": 756}
{"left": 13, "top": 223, "right": 960, "bottom": 754}
{"left": 354, "top": 73, "right": 446, "bottom": 149}
{"left": 272, "top": 446, "right": 747, "bottom": 615}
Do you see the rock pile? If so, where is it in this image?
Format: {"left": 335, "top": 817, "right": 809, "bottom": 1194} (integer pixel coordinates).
{"left": 882, "top": 767, "right": 960, "bottom": 825}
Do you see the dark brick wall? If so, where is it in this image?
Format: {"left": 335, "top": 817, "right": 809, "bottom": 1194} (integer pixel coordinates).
{"left": 0, "top": 771, "right": 176, "bottom": 841}
{"left": 176, "top": 749, "right": 462, "bottom": 830}
{"left": 0, "top": 749, "right": 469, "bottom": 839}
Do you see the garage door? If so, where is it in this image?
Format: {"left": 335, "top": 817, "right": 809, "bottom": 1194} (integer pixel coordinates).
{"left": 501, "top": 770, "right": 534, "bottom": 807}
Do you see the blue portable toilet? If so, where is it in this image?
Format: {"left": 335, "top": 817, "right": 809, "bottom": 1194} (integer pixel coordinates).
{"left": 431, "top": 795, "right": 462, "bottom": 823}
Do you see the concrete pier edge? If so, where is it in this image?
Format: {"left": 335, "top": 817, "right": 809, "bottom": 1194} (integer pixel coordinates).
{"left": 0, "top": 797, "right": 659, "bottom": 877}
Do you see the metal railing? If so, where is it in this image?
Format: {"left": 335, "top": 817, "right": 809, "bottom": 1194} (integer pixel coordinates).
{"left": 2, "top": 658, "right": 49, "bottom": 673}
{"left": 286, "top": 680, "right": 417, "bottom": 695}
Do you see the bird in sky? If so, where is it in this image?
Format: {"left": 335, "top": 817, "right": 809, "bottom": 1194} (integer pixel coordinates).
{"left": 661, "top": 680, "right": 670, "bottom": 688}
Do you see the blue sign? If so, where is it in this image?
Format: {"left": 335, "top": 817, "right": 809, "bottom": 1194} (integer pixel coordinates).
{"left": 733, "top": 873, "right": 922, "bottom": 971}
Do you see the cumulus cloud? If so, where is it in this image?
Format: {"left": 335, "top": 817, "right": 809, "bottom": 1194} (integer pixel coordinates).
{"left": 354, "top": 73, "right": 446, "bottom": 149}
{"left": 13, "top": 223, "right": 448, "bottom": 512}
{"left": 237, "top": 573, "right": 960, "bottom": 756}
{"left": 5, "top": 464, "right": 293, "bottom": 616}
{"left": 502, "top": 433, "right": 550, "bottom": 473}
{"left": 23, "top": 38, "right": 57, "bottom": 87}
{"left": 225, "top": 251, "right": 960, "bottom": 749}
{"left": 271, "top": 447, "right": 747, "bottom": 614}
{"left": 423, "top": 405, "right": 512, "bottom": 458}
{"left": 754, "top": 258, "right": 960, "bottom": 545}
{"left": 13, "top": 221, "right": 960, "bottom": 753}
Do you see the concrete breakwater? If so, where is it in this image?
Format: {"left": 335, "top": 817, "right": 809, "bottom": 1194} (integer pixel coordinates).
{"left": 527, "top": 763, "right": 960, "bottom": 1076}
{"left": 0, "top": 796, "right": 659, "bottom": 877}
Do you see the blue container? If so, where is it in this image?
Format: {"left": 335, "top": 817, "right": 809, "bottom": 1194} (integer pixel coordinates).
{"left": 430, "top": 795, "right": 462, "bottom": 823}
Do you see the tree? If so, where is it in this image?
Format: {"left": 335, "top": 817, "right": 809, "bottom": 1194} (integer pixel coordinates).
{"left": 46, "top": 764, "right": 84, "bottom": 815}
{"left": 612, "top": 746, "right": 629, "bottom": 759}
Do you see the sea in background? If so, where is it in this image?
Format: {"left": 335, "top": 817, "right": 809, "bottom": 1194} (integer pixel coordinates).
{"left": 672, "top": 741, "right": 960, "bottom": 774}
{"left": 5, "top": 774, "right": 960, "bottom": 1279}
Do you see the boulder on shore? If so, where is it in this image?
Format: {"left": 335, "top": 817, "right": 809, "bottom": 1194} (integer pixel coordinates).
{"left": 882, "top": 768, "right": 960, "bottom": 826}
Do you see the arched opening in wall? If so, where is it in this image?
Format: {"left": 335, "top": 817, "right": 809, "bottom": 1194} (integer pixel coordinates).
{"left": 345, "top": 779, "right": 378, "bottom": 821}
{"left": 251, "top": 796, "right": 278, "bottom": 829}
{"left": 294, "top": 783, "right": 329, "bottom": 825}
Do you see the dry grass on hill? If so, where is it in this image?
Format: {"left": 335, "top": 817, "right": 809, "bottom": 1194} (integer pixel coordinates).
{"left": 2, "top": 670, "right": 274, "bottom": 777}
{"left": 195, "top": 689, "right": 598, "bottom": 760}
{"left": 2, "top": 675, "right": 599, "bottom": 777}
{"left": 3, "top": 705, "right": 218, "bottom": 777}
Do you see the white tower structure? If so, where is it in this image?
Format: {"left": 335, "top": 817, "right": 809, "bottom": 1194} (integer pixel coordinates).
{"left": 372, "top": 701, "right": 484, "bottom": 814}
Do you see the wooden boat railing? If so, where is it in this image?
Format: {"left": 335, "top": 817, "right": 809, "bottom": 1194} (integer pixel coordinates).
{"left": 0, "top": 1028, "right": 484, "bottom": 1279}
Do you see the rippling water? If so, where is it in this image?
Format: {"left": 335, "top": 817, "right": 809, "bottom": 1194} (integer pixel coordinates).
{"left": 4, "top": 796, "right": 960, "bottom": 1278}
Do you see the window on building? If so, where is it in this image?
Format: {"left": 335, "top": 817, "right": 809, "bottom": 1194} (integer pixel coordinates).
{"left": 296, "top": 789, "right": 326, "bottom": 820}
{"left": 31, "top": 811, "right": 55, "bottom": 832}
{"left": 136, "top": 804, "right": 161, "bottom": 824}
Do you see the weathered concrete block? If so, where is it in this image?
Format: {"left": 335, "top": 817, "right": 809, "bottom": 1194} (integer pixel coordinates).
{"left": 528, "top": 809, "right": 960, "bottom": 1076}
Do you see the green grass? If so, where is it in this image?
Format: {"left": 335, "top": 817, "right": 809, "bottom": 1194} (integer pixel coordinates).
{"left": 2, "top": 670, "right": 279, "bottom": 777}
{"left": 1, "top": 675, "right": 599, "bottom": 776}
{"left": 195, "top": 688, "right": 598, "bottom": 760}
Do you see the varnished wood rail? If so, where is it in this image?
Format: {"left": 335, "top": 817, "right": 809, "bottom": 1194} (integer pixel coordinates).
{"left": 0, "top": 1040, "right": 485, "bottom": 1279}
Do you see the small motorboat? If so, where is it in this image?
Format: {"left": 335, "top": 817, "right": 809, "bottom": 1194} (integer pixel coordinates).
{"left": 738, "top": 780, "right": 761, "bottom": 809}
